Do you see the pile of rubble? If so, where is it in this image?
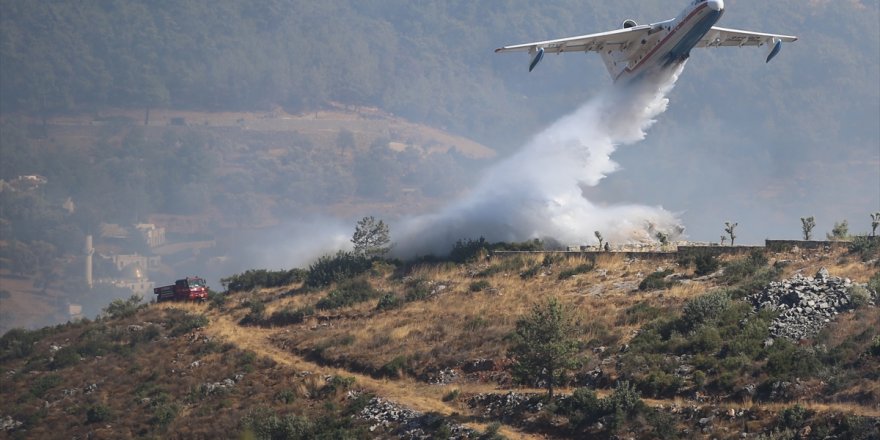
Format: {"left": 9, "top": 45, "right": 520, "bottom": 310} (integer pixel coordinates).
{"left": 748, "top": 268, "right": 875, "bottom": 340}
{"left": 467, "top": 392, "right": 543, "bottom": 420}
{"left": 356, "top": 394, "right": 475, "bottom": 439}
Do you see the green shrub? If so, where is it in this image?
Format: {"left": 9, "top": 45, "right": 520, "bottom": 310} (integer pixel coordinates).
{"left": 241, "top": 407, "right": 315, "bottom": 439}
{"left": 558, "top": 263, "right": 594, "bottom": 280}
{"left": 305, "top": 251, "right": 372, "bottom": 288}
{"left": 404, "top": 279, "right": 432, "bottom": 301}
{"left": 469, "top": 280, "right": 491, "bottom": 292}
{"left": 165, "top": 312, "right": 209, "bottom": 337}
{"left": 268, "top": 306, "right": 313, "bottom": 326}
{"left": 450, "top": 237, "right": 490, "bottom": 263}
{"left": 442, "top": 389, "right": 460, "bottom": 402}
{"left": 30, "top": 374, "right": 62, "bottom": 398}
{"left": 766, "top": 340, "right": 820, "bottom": 380}
{"left": 274, "top": 389, "right": 297, "bottom": 404}
{"left": 848, "top": 235, "right": 880, "bottom": 261}
{"left": 380, "top": 355, "right": 408, "bottom": 378}
{"left": 778, "top": 404, "right": 810, "bottom": 430}
{"left": 464, "top": 316, "right": 489, "bottom": 332}
{"left": 617, "top": 303, "right": 662, "bottom": 326}
{"left": 687, "top": 326, "right": 722, "bottom": 354}
{"left": 1, "top": 327, "right": 52, "bottom": 361}
{"left": 694, "top": 253, "right": 719, "bottom": 276}
{"left": 638, "top": 269, "right": 676, "bottom": 291}
{"left": 871, "top": 336, "right": 880, "bottom": 357}
{"left": 152, "top": 402, "right": 179, "bottom": 427}
{"left": 848, "top": 285, "right": 871, "bottom": 308}
{"left": 680, "top": 290, "right": 731, "bottom": 330}
{"left": 316, "top": 279, "right": 381, "bottom": 310}
{"left": 222, "top": 268, "right": 307, "bottom": 292}
{"left": 49, "top": 346, "right": 80, "bottom": 370}
{"left": 86, "top": 404, "right": 112, "bottom": 424}
{"left": 376, "top": 293, "right": 401, "bottom": 310}
{"left": 519, "top": 265, "right": 540, "bottom": 279}
{"left": 102, "top": 294, "right": 144, "bottom": 319}
{"left": 327, "top": 375, "right": 356, "bottom": 392}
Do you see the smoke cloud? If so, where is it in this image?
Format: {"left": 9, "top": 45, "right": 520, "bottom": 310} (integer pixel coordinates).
{"left": 394, "top": 64, "right": 687, "bottom": 257}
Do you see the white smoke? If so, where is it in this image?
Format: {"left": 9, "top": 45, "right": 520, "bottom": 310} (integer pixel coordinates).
{"left": 395, "top": 64, "right": 687, "bottom": 257}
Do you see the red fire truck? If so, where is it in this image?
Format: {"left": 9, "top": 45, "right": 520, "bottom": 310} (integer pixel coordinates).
{"left": 154, "top": 277, "right": 209, "bottom": 302}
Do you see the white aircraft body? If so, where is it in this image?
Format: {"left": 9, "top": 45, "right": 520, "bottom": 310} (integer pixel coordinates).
{"left": 495, "top": 0, "right": 797, "bottom": 83}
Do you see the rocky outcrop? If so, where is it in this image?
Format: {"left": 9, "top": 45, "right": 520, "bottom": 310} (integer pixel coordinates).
{"left": 748, "top": 268, "right": 875, "bottom": 341}
{"left": 356, "top": 394, "right": 476, "bottom": 439}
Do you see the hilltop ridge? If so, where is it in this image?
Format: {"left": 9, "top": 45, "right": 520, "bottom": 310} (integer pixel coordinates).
{"left": 1, "top": 242, "right": 878, "bottom": 439}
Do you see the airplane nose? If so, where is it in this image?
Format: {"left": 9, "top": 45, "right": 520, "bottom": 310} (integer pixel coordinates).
{"left": 708, "top": 0, "right": 724, "bottom": 12}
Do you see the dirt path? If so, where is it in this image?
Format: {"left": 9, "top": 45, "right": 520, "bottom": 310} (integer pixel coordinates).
{"left": 204, "top": 313, "right": 545, "bottom": 440}
{"left": 202, "top": 310, "right": 880, "bottom": 439}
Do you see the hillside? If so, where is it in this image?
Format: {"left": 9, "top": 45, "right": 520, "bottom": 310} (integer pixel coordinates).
{"left": 1, "top": 243, "right": 878, "bottom": 439}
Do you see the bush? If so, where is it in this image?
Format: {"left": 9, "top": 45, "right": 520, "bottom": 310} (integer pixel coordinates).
{"left": 766, "top": 340, "right": 820, "bottom": 380}
{"left": 519, "top": 265, "right": 540, "bottom": 279}
{"left": 558, "top": 263, "right": 594, "bottom": 280}
{"left": 778, "top": 404, "right": 810, "bottom": 430}
{"left": 166, "top": 311, "right": 209, "bottom": 336}
{"left": 305, "top": 251, "right": 372, "bottom": 288}
{"left": 680, "top": 290, "right": 731, "bottom": 330}
{"left": 450, "top": 237, "right": 490, "bottom": 263}
{"left": 30, "top": 374, "right": 62, "bottom": 398}
{"left": 638, "top": 269, "right": 676, "bottom": 291}
{"left": 1, "top": 327, "right": 52, "bottom": 361}
{"left": 469, "top": 280, "right": 491, "bottom": 292}
{"left": 848, "top": 285, "right": 871, "bottom": 308}
{"left": 404, "top": 279, "right": 432, "bottom": 301}
{"left": 694, "top": 253, "right": 719, "bottom": 276}
{"left": 380, "top": 355, "right": 408, "bottom": 378}
{"left": 376, "top": 293, "right": 401, "bottom": 310}
{"left": 152, "top": 402, "right": 179, "bottom": 427}
{"left": 848, "top": 235, "right": 879, "bottom": 261}
{"left": 721, "top": 251, "right": 772, "bottom": 289}
{"left": 241, "top": 407, "right": 314, "bottom": 439}
{"left": 86, "top": 404, "right": 112, "bottom": 424}
{"left": 868, "top": 272, "right": 880, "bottom": 297}
{"left": 221, "top": 268, "right": 307, "bottom": 292}
{"left": 268, "top": 306, "right": 313, "bottom": 326}
{"left": 102, "top": 294, "right": 143, "bottom": 319}
{"left": 316, "top": 279, "right": 381, "bottom": 310}
{"left": 49, "top": 346, "right": 80, "bottom": 370}
{"left": 442, "top": 389, "right": 460, "bottom": 402}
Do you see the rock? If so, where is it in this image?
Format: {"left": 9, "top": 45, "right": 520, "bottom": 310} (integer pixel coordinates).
{"left": 748, "top": 271, "right": 873, "bottom": 341}
{"left": 1, "top": 415, "right": 23, "bottom": 432}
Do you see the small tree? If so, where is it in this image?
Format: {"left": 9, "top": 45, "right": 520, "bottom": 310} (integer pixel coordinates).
{"left": 724, "top": 222, "right": 738, "bottom": 246}
{"left": 351, "top": 216, "right": 391, "bottom": 258}
{"left": 720, "top": 236, "right": 727, "bottom": 246}
{"left": 594, "top": 231, "right": 604, "bottom": 250}
{"left": 827, "top": 220, "right": 849, "bottom": 241}
{"left": 871, "top": 212, "right": 880, "bottom": 237}
{"left": 800, "top": 216, "right": 816, "bottom": 240}
{"left": 655, "top": 231, "right": 669, "bottom": 246}
{"left": 509, "top": 297, "right": 579, "bottom": 399}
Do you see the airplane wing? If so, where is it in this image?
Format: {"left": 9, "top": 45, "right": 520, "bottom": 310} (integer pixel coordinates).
{"left": 696, "top": 26, "right": 798, "bottom": 48}
{"left": 495, "top": 26, "right": 652, "bottom": 55}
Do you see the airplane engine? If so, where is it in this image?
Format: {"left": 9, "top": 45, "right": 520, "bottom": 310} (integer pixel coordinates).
{"left": 622, "top": 19, "right": 638, "bottom": 29}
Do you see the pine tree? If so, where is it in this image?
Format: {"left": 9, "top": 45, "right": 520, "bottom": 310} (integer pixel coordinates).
{"left": 509, "top": 297, "right": 579, "bottom": 399}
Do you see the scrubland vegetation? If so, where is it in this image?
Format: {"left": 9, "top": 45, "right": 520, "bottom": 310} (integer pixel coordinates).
{"left": 3, "top": 239, "right": 877, "bottom": 439}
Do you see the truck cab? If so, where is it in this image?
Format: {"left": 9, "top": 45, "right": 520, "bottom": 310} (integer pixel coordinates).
{"left": 155, "top": 276, "right": 209, "bottom": 302}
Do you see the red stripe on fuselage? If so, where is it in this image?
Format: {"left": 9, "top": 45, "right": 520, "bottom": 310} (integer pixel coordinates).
{"left": 614, "top": 2, "right": 709, "bottom": 81}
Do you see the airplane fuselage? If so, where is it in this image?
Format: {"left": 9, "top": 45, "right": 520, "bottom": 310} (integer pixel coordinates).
{"left": 496, "top": 0, "right": 795, "bottom": 85}
{"left": 608, "top": 0, "right": 725, "bottom": 82}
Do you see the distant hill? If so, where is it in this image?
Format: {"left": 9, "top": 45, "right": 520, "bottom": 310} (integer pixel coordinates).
{"left": 1, "top": 244, "right": 878, "bottom": 438}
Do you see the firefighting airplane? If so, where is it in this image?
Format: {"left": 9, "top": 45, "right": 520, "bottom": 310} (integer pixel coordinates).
{"left": 495, "top": 0, "right": 797, "bottom": 83}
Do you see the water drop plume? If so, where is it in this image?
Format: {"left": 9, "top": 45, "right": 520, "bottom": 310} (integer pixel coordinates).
{"left": 395, "top": 64, "right": 688, "bottom": 257}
